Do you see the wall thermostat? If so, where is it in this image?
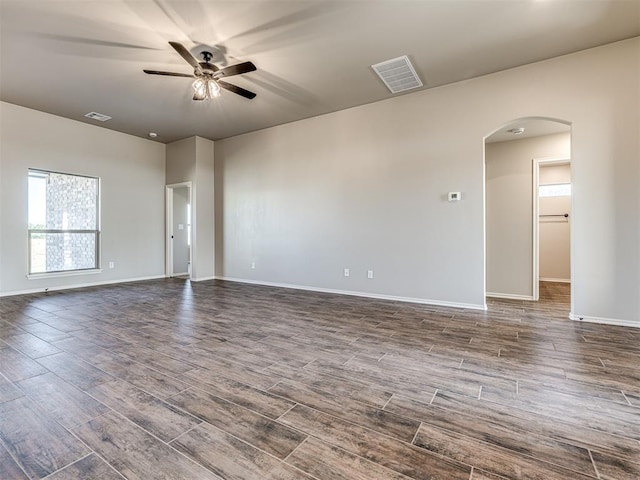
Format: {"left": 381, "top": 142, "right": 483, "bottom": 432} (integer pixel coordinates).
{"left": 448, "top": 192, "right": 461, "bottom": 201}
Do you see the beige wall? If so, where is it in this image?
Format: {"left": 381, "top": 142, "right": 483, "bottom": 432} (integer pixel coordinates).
{"left": 195, "top": 137, "right": 215, "bottom": 280}
{"left": 0, "top": 102, "right": 166, "bottom": 294}
{"left": 485, "top": 133, "right": 570, "bottom": 298}
{"left": 216, "top": 38, "right": 640, "bottom": 324}
{"left": 539, "top": 164, "right": 571, "bottom": 282}
{"left": 540, "top": 164, "right": 570, "bottom": 185}
{"left": 166, "top": 137, "right": 196, "bottom": 186}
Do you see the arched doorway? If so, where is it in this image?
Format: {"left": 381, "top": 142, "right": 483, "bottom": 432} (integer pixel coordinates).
{"left": 484, "top": 118, "right": 572, "bottom": 311}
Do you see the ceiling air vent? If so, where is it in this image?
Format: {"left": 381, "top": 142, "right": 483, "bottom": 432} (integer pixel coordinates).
{"left": 84, "top": 111, "right": 112, "bottom": 122}
{"left": 371, "top": 55, "right": 423, "bottom": 94}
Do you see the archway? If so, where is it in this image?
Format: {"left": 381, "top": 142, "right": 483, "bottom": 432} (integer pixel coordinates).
{"left": 484, "top": 117, "right": 572, "bottom": 312}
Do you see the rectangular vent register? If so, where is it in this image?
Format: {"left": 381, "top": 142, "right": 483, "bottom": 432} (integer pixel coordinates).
{"left": 371, "top": 55, "right": 423, "bottom": 94}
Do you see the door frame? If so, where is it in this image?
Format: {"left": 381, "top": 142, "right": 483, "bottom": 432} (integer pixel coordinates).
{"left": 165, "top": 182, "right": 193, "bottom": 278}
{"left": 532, "top": 156, "right": 571, "bottom": 301}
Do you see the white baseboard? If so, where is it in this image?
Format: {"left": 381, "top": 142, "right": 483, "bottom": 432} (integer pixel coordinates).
{"left": 0, "top": 275, "right": 166, "bottom": 298}
{"left": 569, "top": 312, "right": 639, "bottom": 329}
{"left": 486, "top": 292, "right": 535, "bottom": 301}
{"left": 540, "top": 277, "right": 571, "bottom": 283}
{"left": 216, "top": 276, "right": 487, "bottom": 311}
{"left": 190, "top": 275, "right": 216, "bottom": 282}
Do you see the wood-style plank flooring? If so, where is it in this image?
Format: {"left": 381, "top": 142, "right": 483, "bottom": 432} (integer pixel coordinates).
{"left": 0, "top": 279, "right": 638, "bottom": 479}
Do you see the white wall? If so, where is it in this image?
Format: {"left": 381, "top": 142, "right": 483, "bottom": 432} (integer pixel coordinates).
{"left": 215, "top": 38, "right": 640, "bottom": 324}
{"left": 485, "top": 133, "right": 570, "bottom": 298}
{"left": 0, "top": 102, "right": 166, "bottom": 295}
{"left": 539, "top": 165, "right": 571, "bottom": 282}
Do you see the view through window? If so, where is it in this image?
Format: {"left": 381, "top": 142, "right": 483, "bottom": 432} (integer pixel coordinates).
{"left": 28, "top": 170, "right": 100, "bottom": 274}
{"left": 539, "top": 183, "right": 571, "bottom": 197}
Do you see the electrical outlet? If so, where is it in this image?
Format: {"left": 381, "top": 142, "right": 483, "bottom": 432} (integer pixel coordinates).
{"left": 251, "top": 262, "right": 256, "bottom": 269}
{"left": 109, "top": 261, "right": 115, "bottom": 269}
{"left": 344, "top": 268, "right": 350, "bottom": 277}
{"left": 367, "top": 270, "right": 374, "bottom": 279}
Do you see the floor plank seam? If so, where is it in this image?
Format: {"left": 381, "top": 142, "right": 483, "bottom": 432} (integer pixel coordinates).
{"left": 281, "top": 434, "right": 309, "bottom": 463}
{"left": 381, "top": 393, "right": 395, "bottom": 410}
{"left": 587, "top": 448, "right": 602, "bottom": 479}
{"left": 410, "top": 422, "right": 422, "bottom": 446}
{"left": 621, "top": 390, "right": 633, "bottom": 406}
{"left": 166, "top": 421, "right": 205, "bottom": 445}
{"left": 39, "top": 451, "right": 95, "bottom": 479}
{"left": 275, "top": 402, "right": 299, "bottom": 421}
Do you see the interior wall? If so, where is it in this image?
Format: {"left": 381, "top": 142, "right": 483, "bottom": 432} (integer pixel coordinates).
{"left": 194, "top": 137, "right": 215, "bottom": 280}
{"left": 539, "top": 164, "right": 571, "bottom": 282}
{"left": 166, "top": 137, "right": 196, "bottom": 186}
{"left": 166, "top": 136, "right": 215, "bottom": 281}
{"left": 0, "top": 102, "right": 166, "bottom": 295}
{"left": 485, "top": 133, "right": 570, "bottom": 298}
{"left": 215, "top": 38, "right": 640, "bottom": 323}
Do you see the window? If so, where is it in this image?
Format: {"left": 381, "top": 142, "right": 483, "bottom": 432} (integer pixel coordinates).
{"left": 539, "top": 183, "right": 571, "bottom": 198}
{"left": 28, "top": 170, "right": 100, "bottom": 275}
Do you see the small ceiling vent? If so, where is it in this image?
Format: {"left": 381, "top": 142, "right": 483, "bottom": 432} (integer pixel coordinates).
{"left": 84, "top": 111, "right": 112, "bottom": 122}
{"left": 371, "top": 55, "right": 423, "bottom": 94}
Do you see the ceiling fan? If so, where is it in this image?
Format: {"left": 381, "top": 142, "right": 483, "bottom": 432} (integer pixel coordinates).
{"left": 144, "top": 41, "right": 257, "bottom": 100}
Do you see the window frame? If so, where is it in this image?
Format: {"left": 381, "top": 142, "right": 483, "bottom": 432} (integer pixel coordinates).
{"left": 27, "top": 169, "right": 102, "bottom": 278}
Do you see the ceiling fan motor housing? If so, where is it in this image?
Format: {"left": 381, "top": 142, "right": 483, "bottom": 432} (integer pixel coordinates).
{"left": 198, "top": 52, "right": 218, "bottom": 74}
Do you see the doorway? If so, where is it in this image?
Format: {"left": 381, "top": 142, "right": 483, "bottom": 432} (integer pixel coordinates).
{"left": 166, "top": 182, "right": 193, "bottom": 278}
{"left": 484, "top": 118, "right": 572, "bottom": 308}
{"left": 533, "top": 159, "right": 571, "bottom": 301}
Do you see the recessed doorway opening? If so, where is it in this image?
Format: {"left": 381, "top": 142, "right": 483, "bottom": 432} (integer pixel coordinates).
{"left": 166, "top": 182, "right": 193, "bottom": 279}
{"left": 484, "top": 117, "right": 572, "bottom": 313}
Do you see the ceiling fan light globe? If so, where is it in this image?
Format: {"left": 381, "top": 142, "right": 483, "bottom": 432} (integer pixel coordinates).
{"left": 207, "top": 79, "right": 221, "bottom": 98}
{"left": 192, "top": 78, "right": 207, "bottom": 99}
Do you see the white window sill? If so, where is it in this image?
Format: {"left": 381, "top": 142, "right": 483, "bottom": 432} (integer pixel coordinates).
{"left": 27, "top": 269, "right": 102, "bottom": 280}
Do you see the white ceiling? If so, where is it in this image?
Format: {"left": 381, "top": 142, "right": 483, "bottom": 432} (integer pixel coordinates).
{"left": 1, "top": 1, "right": 638, "bottom": 143}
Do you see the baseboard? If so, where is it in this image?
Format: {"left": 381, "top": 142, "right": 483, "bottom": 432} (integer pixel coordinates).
{"left": 0, "top": 275, "right": 166, "bottom": 298}
{"left": 569, "top": 312, "right": 639, "bottom": 328}
{"left": 486, "top": 292, "right": 535, "bottom": 301}
{"left": 190, "top": 275, "right": 216, "bottom": 282}
{"left": 540, "top": 277, "right": 571, "bottom": 283}
{"left": 216, "top": 276, "right": 487, "bottom": 311}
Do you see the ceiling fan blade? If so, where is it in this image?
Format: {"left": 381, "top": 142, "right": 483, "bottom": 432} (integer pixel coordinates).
{"left": 168, "top": 41, "right": 201, "bottom": 71}
{"left": 214, "top": 61, "right": 257, "bottom": 78}
{"left": 217, "top": 80, "right": 257, "bottom": 99}
{"left": 143, "top": 69, "right": 194, "bottom": 78}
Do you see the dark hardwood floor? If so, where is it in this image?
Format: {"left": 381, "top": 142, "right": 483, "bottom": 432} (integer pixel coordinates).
{"left": 0, "top": 279, "right": 638, "bottom": 479}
